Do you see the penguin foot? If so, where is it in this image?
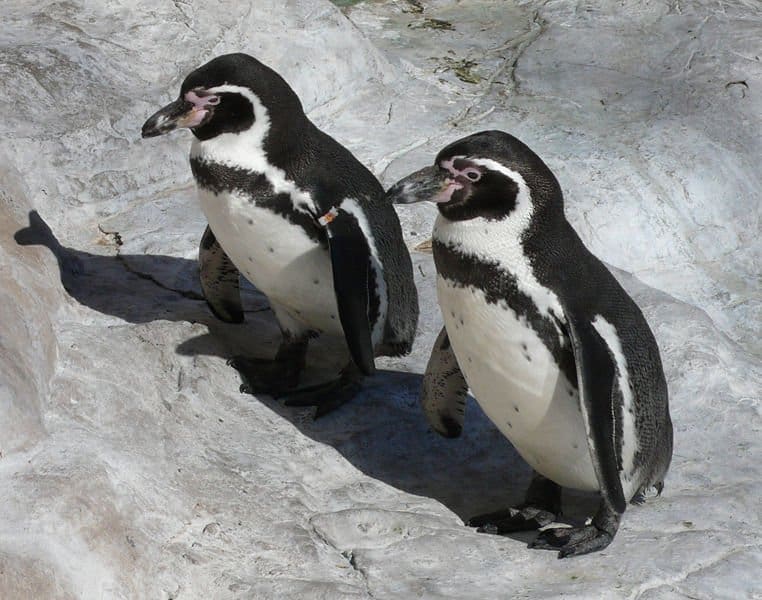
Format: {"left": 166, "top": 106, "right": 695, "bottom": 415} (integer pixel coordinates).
{"left": 227, "top": 356, "right": 301, "bottom": 395}
{"left": 468, "top": 505, "right": 557, "bottom": 534}
{"left": 529, "top": 525, "right": 614, "bottom": 558}
{"left": 280, "top": 377, "right": 364, "bottom": 419}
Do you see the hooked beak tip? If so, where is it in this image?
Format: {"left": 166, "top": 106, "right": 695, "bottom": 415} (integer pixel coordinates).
{"left": 386, "top": 181, "right": 411, "bottom": 204}
{"left": 141, "top": 112, "right": 175, "bottom": 139}
{"left": 140, "top": 125, "right": 161, "bottom": 139}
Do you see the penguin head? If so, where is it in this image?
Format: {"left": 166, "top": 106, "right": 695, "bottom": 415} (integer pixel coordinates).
{"left": 387, "top": 130, "right": 562, "bottom": 222}
{"left": 141, "top": 53, "right": 304, "bottom": 142}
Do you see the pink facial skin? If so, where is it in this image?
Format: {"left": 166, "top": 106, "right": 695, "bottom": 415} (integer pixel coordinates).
{"left": 181, "top": 89, "right": 220, "bottom": 128}
{"left": 433, "top": 157, "right": 481, "bottom": 203}
{"left": 433, "top": 180, "right": 464, "bottom": 203}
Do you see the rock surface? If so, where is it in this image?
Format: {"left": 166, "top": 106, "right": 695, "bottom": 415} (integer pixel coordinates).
{"left": 1, "top": 0, "right": 760, "bottom": 598}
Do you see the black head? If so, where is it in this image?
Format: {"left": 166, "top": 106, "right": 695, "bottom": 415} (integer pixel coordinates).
{"left": 386, "top": 130, "right": 563, "bottom": 222}
{"left": 141, "top": 53, "right": 305, "bottom": 141}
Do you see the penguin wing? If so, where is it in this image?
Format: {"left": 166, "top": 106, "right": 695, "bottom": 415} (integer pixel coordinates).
{"left": 563, "top": 312, "right": 627, "bottom": 513}
{"left": 321, "top": 207, "right": 376, "bottom": 376}
{"left": 199, "top": 225, "right": 244, "bottom": 323}
{"left": 421, "top": 326, "right": 468, "bottom": 438}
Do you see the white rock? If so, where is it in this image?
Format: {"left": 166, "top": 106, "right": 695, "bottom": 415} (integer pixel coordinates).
{"left": 1, "top": 0, "right": 760, "bottom": 598}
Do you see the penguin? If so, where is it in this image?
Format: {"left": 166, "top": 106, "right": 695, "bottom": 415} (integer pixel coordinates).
{"left": 386, "top": 130, "right": 673, "bottom": 558}
{"left": 141, "top": 53, "right": 418, "bottom": 415}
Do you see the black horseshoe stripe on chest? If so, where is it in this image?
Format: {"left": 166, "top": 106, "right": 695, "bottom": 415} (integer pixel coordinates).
{"left": 192, "top": 157, "right": 382, "bottom": 368}
{"left": 432, "top": 239, "right": 578, "bottom": 387}
{"left": 190, "top": 158, "right": 325, "bottom": 245}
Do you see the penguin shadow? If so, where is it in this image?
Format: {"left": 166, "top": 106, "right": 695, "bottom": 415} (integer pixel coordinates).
{"left": 13, "top": 210, "right": 277, "bottom": 360}
{"left": 14, "top": 210, "right": 595, "bottom": 534}
{"left": 257, "top": 368, "right": 601, "bottom": 534}
{"left": 253, "top": 367, "right": 535, "bottom": 522}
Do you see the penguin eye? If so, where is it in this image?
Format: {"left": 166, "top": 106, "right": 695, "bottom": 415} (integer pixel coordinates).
{"left": 206, "top": 96, "right": 220, "bottom": 106}
{"left": 465, "top": 169, "right": 481, "bottom": 182}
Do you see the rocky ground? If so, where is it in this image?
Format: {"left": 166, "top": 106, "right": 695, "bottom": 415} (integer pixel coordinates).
{"left": 1, "top": 1, "right": 760, "bottom": 598}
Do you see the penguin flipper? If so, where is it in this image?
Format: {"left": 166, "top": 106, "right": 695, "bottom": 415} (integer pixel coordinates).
{"left": 563, "top": 313, "right": 627, "bottom": 514}
{"left": 199, "top": 225, "right": 244, "bottom": 324}
{"left": 421, "top": 326, "right": 468, "bottom": 438}
{"left": 324, "top": 210, "right": 376, "bottom": 376}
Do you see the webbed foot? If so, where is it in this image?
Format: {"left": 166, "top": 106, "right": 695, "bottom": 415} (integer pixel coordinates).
{"left": 469, "top": 472, "right": 561, "bottom": 534}
{"left": 279, "top": 362, "right": 364, "bottom": 418}
{"left": 228, "top": 333, "right": 309, "bottom": 395}
{"left": 468, "top": 505, "right": 557, "bottom": 534}
{"left": 530, "top": 497, "right": 621, "bottom": 558}
{"left": 530, "top": 524, "right": 614, "bottom": 558}
{"left": 228, "top": 356, "right": 301, "bottom": 395}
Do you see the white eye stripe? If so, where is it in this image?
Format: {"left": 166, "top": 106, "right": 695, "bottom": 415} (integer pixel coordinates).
{"left": 440, "top": 157, "right": 483, "bottom": 181}
{"left": 186, "top": 89, "right": 221, "bottom": 106}
{"left": 440, "top": 157, "right": 460, "bottom": 176}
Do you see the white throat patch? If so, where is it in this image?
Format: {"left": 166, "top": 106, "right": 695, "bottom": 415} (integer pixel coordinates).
{"left": 189, "top": 84, "right": 315, "bottom": 212}
{"left": 433, "top": 158, "right": 565, "bottom": 323}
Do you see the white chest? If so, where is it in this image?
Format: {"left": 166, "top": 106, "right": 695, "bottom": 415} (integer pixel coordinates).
{"left": 437, "top": 275, "right": 599, "bottom": 492}
{"left": 199, "top": 187, "right": 342, "bottom": 337}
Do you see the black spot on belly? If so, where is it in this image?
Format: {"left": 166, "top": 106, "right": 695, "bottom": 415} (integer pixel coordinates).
{"left": 268, "top": 247, "right": 274, "bottom": 253}
{"left": 513, "top": 405, "right": 519, "bottom": 413}
{"left": 433, "top": 239, "right": 577, "bottom": 386}
{"left": 247, "top": 219, "right": 253, "bottom": 225}
{"left": 313, "top": 279, "right": 319, "bottom": 285}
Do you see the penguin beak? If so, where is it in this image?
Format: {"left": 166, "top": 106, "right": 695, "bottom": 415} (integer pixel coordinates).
{"left": 386, "top": 166, "right": 460, "bottom": 204}
{"left": 141, "top": 99, "right": 199, "bottom": 137}
{"left": 141, "top": 91, "right": 217, "bottom": 138}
